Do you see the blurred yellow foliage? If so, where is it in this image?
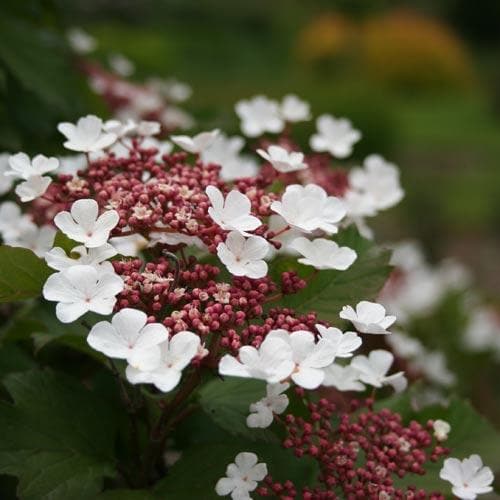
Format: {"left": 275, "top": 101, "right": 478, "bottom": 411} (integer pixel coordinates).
{"left": 297, "top": 9, "right": 475, "bottom": 91}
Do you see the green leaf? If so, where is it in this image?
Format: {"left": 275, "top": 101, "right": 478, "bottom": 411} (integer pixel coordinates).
{"left": 53, "top": 231, "right": 79, "bottom": 253}
{"left": 0, "top": 369, "right": 118, "bottom": 499}
{"left": 0, "top": 15, "right": 79, "bottom": 112}
{"left": 154, "top": 441, "right": 317, "bottom": 499}
{"left": 198, "top": 377, "right": 278, "bottom": 442}
{"left": 96, "top": 490, "right": 157, "bottom": 499}
{"left": 271, "top": 227, "right": 392, "bottom": 323}
{"left": 0, "top": 246, "right": 52, "bottom": 303}
{"left": 0, "top": 344, "right": 35, "bottom": 379}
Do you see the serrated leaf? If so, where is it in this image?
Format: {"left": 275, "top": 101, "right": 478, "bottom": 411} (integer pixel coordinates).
{"left": 271, "top": 227, "right": 392, "bottom": 323}
{"left": 0, "top": 246, "right": 52, "bottom": 303}
{"left": 198, "top": 377, "right": 277, "bottom": 442}
{"left": 0, "top": 369, "right": 117, "bottom": 500}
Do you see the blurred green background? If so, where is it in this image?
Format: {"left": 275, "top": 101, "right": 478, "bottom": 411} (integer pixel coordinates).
{"left": 1, "top": 0, "right": 500, "bottom": 297}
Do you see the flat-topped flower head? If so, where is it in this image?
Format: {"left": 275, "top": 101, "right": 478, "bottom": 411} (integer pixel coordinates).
{"left": 270, "top": 184, "right": 346, "bottom": 234}
{"left": 246, "top": 382, "right": 289, "bottom": 429}
{"left": 349, "top": 154, "right": 404, "bottom": 211}
{"left": 340, "top": 300, "right": 396, "bottom": 334}
{"left": 215, "top": 452, "right": 267, "bottom": 499}
{"left": 126, "top": 331, "right": 200, "bottom": 392}
{"left": 440, "top": 455, "right": 494, "bottom": 499}
{"left": 45, "top": 243, "right": 117, "bottom": 272}
{"left": 235, "top": 95, "right": 284, "bottom": 137}
{"left": 280, "top": 94, "right": 311, "bottom": 122}
{"left": 217, "top": 231, "right": 269, "bottom": 279}
{"left": 310, "top": 114, "right": 361, "bottom": 158}
{"left": 218, "top": 335, "right": 295, "bottom": 384}
{"left": 322, "top": 363, "right": 365, "bottom": 392}
{"left": 266, "top": 329, "right": 338, "bottom": 389}
{"left": 200, "top": 133, "right": 258, "bottom": 181}
{"left": 87, "top": 308, "right": 167, "bottom": 370}
{"left": 315, "top": 324, "right": 362, "bottom": 358}
{"left": 206, "top": 186, "right": 261, "bottom": 235}
{"left": 257, "top": 145, "right": 308, "bottom": 173}
{"left": 171, "top": 129, "right": 219, "bottom": 153}
{"left": 6, "top": 153, "right": 58, "bottom": 179}
{"left": 15, "top": 176, "right": 52, "bottom": 202}
{"left": 290, "top": 237, "right": 357, "bottom": 270}
{"left": 54, "top": 199, "right": 119, "bottom": 248}
{"left": 58, "top": 115, "right": 117, "bottom": 152}
{"left": 351, "top": 349, "right": 407, "bottom": 392}
{"left": 42, "top": 265, "right": 124, "bottom": 323}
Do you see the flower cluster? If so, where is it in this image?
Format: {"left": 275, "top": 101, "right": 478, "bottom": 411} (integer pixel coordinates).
{"left": 0, "top": 82, "right": 494, "bottom": 499}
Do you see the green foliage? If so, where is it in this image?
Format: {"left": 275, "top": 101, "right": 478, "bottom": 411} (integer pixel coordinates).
{"left": 270, "top": 227, "right": 392, "bottom": 324}
{"left": 0, "top": 246, "right": 52, "bottom": 303}
{"left": 198, "top": 376, "right": 278, "bottom": 442}
{"left": 154, "top": 440, "right": 317, "bottom": 499}
{"left": 0, "top": 369, "right": 118, "bottom": 500}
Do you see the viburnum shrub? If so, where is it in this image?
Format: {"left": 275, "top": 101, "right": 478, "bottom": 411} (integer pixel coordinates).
{"left": 0, "top": 67, "right": 498, "bottom": 498}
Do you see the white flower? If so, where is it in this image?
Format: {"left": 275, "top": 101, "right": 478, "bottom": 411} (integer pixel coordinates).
{"left": 126, "top": 331, "right": 200, "bottom": 392}
{"left": 310, "top": 114, "right": 361, "bottom": 158}
{"left": 15, "top": 176, "right": 52, "bottom": 202}
{"left": 289, "top": 237, "right": 357, "bottom": 270}
{"left": 315, "top": 324, "right": 362, "bottom": 358}
{"left": 0, "top": 202, "right": 34, "bottom": 242}
{"left": 148, "top": 77, "right": 192, "bottom": 103}
{"left": 433, "top": 419, "right": 451, "bottom": 441}
{"left": 322, "top": 363, "right": 365, "bottom": 391}
{"left": 410, "top": 351, "right": 456, "bottom": 387}
{"left": 149, "top": 230, "right": 205, "bottom": 250}
{"left": 266, "top": 214, "right": 302, "bottom": 256}
{"left": 109, "top": 234, "right": 149, "bottom": 256}
{"left": 0, "top": 153, "right": 14, "bottom": 195}
{"left": 58, "top": 115, "right": 117, "bottom": 152}
{"left": 219, "top": 335, "right": 295, "bottom": 384}
{"left": 270, "top": 184, "right": 346, "bottom": 234}
{"left": 87, "top": 308, "right": 167, "bottom": 370}
{"left": 440, "top": 455, "right": 494, "bottom": 500}
{"left": 206, "top": 186, "right": 261, "bottom": 235}
{"left": 42, "top": 265, "right": 124, "bottom": 323}
{"left": 67, "top": 27, "right": 97, "bottom": 54}
{"left": 280, "top": 94, "right": 311, "bottom": 122}
{"left": 349, "top": 155, "right": 404, "bottom": 211}
{"left": 54, "top": 199, "right": 119, "bottom": 248}
{"left": 58, "top": 154, "right": 87, "bottom": 176}
{"left": 161, "top": 106, "right": 195, "bottom": 130}
{"left": 266, "top": 329, "right": 337, "bottom": 389}
{"left": 215, "top": 452, "right": 267, "bottom": 500}
{"left": 45, "top": 243, "right": 117, "bottom": 271}
{"left": 386, "top": 331, "right": 424, "bottom": 359}
{"left": 200, "top": 133, "right": 258, "bottom": 181}
{"left": 217, "top": 232, "right": 269, "bottom": 279}
{"left": 171, "top": 129, "right": 219, "bottom": 153}
{"left": 351, "top": 350, "right": 407, "bottom": 392}
{"left": 137, "top": 120, "right": 161, "bottom": 137}
{"left": 103, "top": 119, "right": 137, "bottom": 138}
{"left": 339, "top": 301, "right": 396, "bottom": 334}
{"left": 247, "top": 382, "right": 289, "bottom": 428}
{"left": 257, "top": 145, "right": 307, "bottom": 173}
{"left": 140, "top": 137, "right": 174, "bottom": 161}
{"left": 108, "top": 53, "right": 135, "bottom": 77}
{"left": 9, "top": 224, "right": 56, "bottom": 257}
{"left": 235, "top": 95, "right": 284, "bottom": 137}
{"left": 6, "top": 153, "right": 58, "bottom": 180}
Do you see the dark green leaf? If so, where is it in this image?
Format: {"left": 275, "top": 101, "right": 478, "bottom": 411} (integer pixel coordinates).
{"left": 198, "top": 377, "right": 278, "bottom": 442}
{"left": 0, "top": 246, "right": 52, "bottom": 303}
{"left": 271, "top": 227, "right": 392, "bottom": 323}
{"left": 96, "top": 490, "right": 156, "bottom": 499}
{"left": 0, "top": 369, "right": 118, "bottom": 499}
